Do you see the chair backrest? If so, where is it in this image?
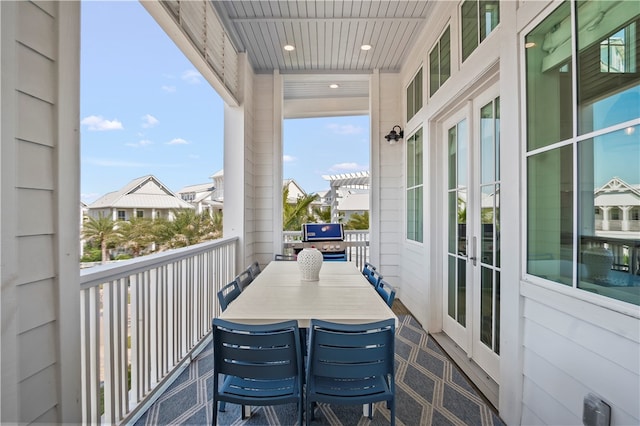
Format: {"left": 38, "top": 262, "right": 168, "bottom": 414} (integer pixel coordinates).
{"left": 275, "top": 254, "right": 297, "bottom": 261}
{"left": 307, "top": 318, "right": 395, "bottom": 381}
{"left": 248, "top": 261, "right": 261, "bottom": 279}
{"left": 365, "top": 268, "right": 383, "bottom": 288}
{"left": 217, "top": 280, "right": 241, "bottom": 311}
{"left": 376, "top": 279, "right": 396, "bottom": 308}
{"left": 212, "top": 318, "right": 302, "bottom": 381}
{"left": 362, "top": 262, "right": 378, "bottom": 284}
{"left": 235, "top": 268, "right": 253, "bottom": 291}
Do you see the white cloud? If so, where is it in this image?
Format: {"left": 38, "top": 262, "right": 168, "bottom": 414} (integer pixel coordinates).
{"left": 81, "top": 115, "right": 124, "bottom": 131}
{"left": 161, "top": 85, "right": 176, "bottom": 93}
{"left": 141, "top": 114, "right": 159, "bottom": 128}
{"left": 181, "top": 69, "right": 202, "bottom": 84}
{"left": 167, "top": 138, "right": 189, "bottom": 145}
{"left": 329, "top": 162, "right": 367, "bottom": 172}
{"left": 283, "top": 155, "right": 296, "bottom": 163}
{"left": 326, "top": 123, "right": 364, "bottom": 135}
{"left": 125, "top": 139, "right": 153, "bottom": 148}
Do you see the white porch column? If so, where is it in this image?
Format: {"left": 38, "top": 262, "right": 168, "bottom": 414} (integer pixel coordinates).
{"left": 112, "top": 207, "right": 117, "bottom": 221}
{"left": 601, "top": 206, "right": 611, "bottom": 231}
{"left": 330, "top": 183, "right": 339, "bottom": 223}
{"left": 621, "top": 205, "right": 631, "bottom": 232}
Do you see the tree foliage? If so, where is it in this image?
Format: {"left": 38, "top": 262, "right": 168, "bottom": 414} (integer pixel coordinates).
{"left": 81, "top": 209, "right": 223, "bottom": 263}
{"left": 82, "top": 214, "right": 121, "bottom": 264}
{"left": 282, "top": 186, "right": 319, "bottom": 231}
{"left": 344, "top": 211, "right": 369, "bottom": 230}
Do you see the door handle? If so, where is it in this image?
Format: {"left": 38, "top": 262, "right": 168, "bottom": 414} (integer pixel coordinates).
{"left": 469, "top": 236, "right": 477, "bottom": 266}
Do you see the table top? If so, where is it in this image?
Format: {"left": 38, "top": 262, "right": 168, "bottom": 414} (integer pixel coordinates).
{"left": 219, "top": 261, "right": 398, "bottom": 328}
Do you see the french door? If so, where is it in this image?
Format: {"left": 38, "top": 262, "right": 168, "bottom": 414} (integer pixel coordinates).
{"left": 442, "top": 90, "right": 501, "bottom": 382}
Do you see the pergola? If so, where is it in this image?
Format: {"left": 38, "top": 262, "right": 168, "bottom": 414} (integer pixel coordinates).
{"left": 322, "top": 171, "right": 370, "bottom": 222}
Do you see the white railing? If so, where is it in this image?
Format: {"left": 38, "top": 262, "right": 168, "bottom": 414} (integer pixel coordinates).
{"left": 80, "top": 237, "right": 239, "bottom": 424}
{"left": 283, "top": 229, "right": 370, "bottom": 270}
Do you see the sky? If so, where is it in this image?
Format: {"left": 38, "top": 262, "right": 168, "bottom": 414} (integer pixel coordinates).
{"left": 80, "top": 1, "right": 369, "bottom": 204}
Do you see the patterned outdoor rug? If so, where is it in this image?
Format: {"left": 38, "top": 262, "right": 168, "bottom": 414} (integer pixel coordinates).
{"left": 135, "top": 315, "right": 505, "bottom": 425}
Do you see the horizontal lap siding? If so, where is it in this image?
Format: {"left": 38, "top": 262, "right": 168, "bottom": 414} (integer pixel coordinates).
{"left": 523, "top": 296, "right": 640, "bottom": 425}
{"left": 251, "top": 74, "right": 276, "bottom": 266}
{"left": 378, "top": 73, "right": 403, "bottom": 283}
{"left": 11, "top": 2, "right": 60, "bottom": 422}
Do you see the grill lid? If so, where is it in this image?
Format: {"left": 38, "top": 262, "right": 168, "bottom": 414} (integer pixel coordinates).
{"left": 302, "top": 223, "right": 344, "bottom": 242}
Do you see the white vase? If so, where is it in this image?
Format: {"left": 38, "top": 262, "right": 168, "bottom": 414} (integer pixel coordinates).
{"left": 297, "top": 248, "right": 323, "bottom": 281}
{"left": 583, "top": 246, "right": 614, "bottom": 281}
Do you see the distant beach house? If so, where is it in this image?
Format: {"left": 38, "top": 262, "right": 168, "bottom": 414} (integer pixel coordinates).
{"left": 594, "top": 177, "right": 640, "bottom": 237}
{"left": 86, "top": 175, "right": 194, "bottom": 221}
{"left": 176, "top": 181, "right": 223, "bottom": 216}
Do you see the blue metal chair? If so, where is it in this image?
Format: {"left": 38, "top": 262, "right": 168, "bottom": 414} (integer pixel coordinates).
{"left": 211, "top": 319, "right": 304, "bottom": 425}
{"left": 248, "top": 261, "right": 261, "bottom": 279}
{"left": 217, "top": 280, "right": 241, "bottom": 312}
{"left": 376, "top": 279, "right": 396, "bottom": 308}
{"left": 305, "top": 319, "right": 396, "bottom": 426}
{"left": 235, "top": 268, "right": 253, "bottom": 291}
{"left": 364, "top": 265, "right": 383, "bottom": 288}
{"left": 275, "top": 253, "right": 297, "bottom": 261}
{"left": 362, "top": 261, "right": 377, "bottom": 282}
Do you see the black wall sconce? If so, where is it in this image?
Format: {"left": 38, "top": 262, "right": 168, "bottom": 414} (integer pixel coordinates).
{"left": 384, "top": 125, "right": 404, "bottom": 144}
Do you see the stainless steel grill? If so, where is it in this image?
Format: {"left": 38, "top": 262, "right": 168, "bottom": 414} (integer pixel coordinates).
{"left": 295, "top": 223, "right": 347, "bottom": 261}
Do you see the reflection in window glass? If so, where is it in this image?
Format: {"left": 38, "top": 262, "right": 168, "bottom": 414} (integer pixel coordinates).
{"left": 430, "top": 27, "right": 451, "bottom": 96}
{"left": 525, "top": 2, "right": 574, "bottom": 150}
{"left": 407, "top": 68, "right": 423, "bottom": 121}
{"left": 578, "top": 126, "right": 640, "bottom": 305}
{"left": 407, "top": 129, "right": 424, "bottom": 243}
{"left": 527, "top": 145, "right": 574, "bottom": 286}
{"left": 461, "top": 0, "right": 500, "bottom": 62}
{"left": 578, "top": 2, "right": 639, "bottom": 135}
{"left": 526, "top": 1, "right": 640, "bottom": 306}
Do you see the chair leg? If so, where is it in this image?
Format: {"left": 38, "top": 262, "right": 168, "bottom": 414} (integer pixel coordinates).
{"left": 211, "top": 399, "right": 217, "bottom": 426}
{"left": 367, "top": 403, "right": 373, "bottom": 419}
{"left": 241, "top": 405, "right": 251, "bottom": 419}
{"left": 218, "top": 401, "right": 226, "bottom": 412}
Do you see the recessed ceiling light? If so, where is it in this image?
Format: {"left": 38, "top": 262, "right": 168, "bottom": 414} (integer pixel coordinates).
{"left": 360, "top": 44, "right": 372, "bottom": 51}
{"left": 284, "top": 44, "right": 295, "bottom": 51}
{"left": 329, "top": 84, "right": 339, "bottom": 89}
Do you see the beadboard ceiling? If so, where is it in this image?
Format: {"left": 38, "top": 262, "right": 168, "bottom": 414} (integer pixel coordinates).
{"left": 210, "top": 1, "right": 434, "bottom": 100}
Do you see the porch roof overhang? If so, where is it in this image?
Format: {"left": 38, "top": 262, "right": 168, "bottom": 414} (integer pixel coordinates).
{"left": 143, "top": 1, "right": 435, "bottom": 108}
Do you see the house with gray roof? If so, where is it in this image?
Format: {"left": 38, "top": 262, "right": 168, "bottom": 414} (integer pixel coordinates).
{"left": 176, "top": 182, "right": 223, "bottom": 216}
{"left": 86, "top": 175, "right": 194, "bottom": 221}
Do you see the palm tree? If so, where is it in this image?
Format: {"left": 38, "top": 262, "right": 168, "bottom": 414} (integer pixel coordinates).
{"left": 344, "top": 211, "right": 369, "bottom": 230}
{"left": 82, "top": 214, "right": 120, "bottom": 264}
{"left": 117, "top": 217, "right": 154, "bottom": 257}
{"left": 158, "top": 209, "right": 222, "bottom": 250}
{"left": 283, "top": 186, "right": 319, "bottom": 231}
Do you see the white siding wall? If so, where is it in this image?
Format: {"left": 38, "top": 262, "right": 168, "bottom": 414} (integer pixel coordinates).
{"left": 373, "top": 72, "right": 406, "bottom": 310}
{"left": 1, "top": 1, "right": 81, "bottom": 423}
{"left": 521, "top": 283, "right": 640, "bottom": 425}
{"left": 390, "top": 0, "right": 640, "bottom": 424}
{"left": 251, "top": 73, "right": 280, "bottom": 267}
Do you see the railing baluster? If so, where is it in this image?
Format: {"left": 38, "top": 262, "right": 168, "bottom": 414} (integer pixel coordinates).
{"left": 80, "top": 237, "right": 238, "bottom": 423}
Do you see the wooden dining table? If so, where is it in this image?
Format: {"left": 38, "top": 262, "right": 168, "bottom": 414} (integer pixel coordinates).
{"left": 218, "top": 260, "right": 398, "bottom": 328}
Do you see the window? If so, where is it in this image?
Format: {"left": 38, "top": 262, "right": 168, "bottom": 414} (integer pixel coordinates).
{"left": 117, "top": 210, "right": 126, "bottom": 221}
{"left": 429, "top": 27, "right": 451, "bottom": 97}
{"left": 407, "top": 128, "right": 424, "bottom": 243}
{"left": 461, "top": 0, "right": 500, "bottom": 62}
{"left": 526, "top": 1, "right": 640, "bottom": 305}
{"left": 136, "top": 210, "right": 144, "bottom": 218}
{"left": 406, "top": 68, "right": 423, "bottom": 121}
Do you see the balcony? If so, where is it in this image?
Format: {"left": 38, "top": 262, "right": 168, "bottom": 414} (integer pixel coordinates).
{"left": 79, "top": 231, "right": 374, "bottom": 424}
{"left": 80, "top": 230, "right": 505, "bottom": 425}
